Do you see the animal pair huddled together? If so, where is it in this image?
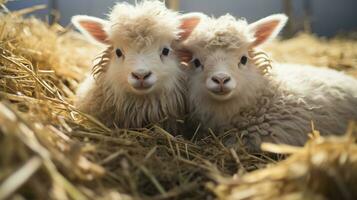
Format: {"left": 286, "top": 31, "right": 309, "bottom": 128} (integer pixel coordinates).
{"left": 72, "top": 1, "right": 357, "bottom": 152}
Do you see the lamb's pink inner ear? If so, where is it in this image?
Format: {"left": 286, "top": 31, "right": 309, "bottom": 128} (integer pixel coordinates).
{"left": 252, "top": 20, "right": 279, "bottom": 46}
{"left": 79, "top": 21, "right": 109, "bottom": 44}
{"left": 177, "top": 49, "right": 193, "bottom": 64}
{"left": 179, "top": 17, "right": 200, "bottom": 41}
{"left": 249, "top": 14, "right": 287, "bottom": 47}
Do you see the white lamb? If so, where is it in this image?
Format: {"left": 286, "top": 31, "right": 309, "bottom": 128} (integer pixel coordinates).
{"left": 71, "top": 1, "right": 200, "bottom": 133}
{"left": 179, "top": 13, "right": 357, "bottom": 152}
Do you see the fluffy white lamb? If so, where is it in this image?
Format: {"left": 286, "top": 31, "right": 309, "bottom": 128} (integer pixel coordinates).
{"left": 71, "top": 1, "right": 200, "bottom": 133}
{"left": 179, "top": 13, "right": 357, "bottom": 152}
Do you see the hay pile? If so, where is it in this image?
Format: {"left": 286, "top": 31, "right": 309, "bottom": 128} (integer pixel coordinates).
{"left": 266, "top": 33, "right": 357, "bottom": 75}
{"left": 1, "top": 4, "right": 357, "bottom": 200}
{"left": 211, "top": 128, "right": 357, "bottom": 200}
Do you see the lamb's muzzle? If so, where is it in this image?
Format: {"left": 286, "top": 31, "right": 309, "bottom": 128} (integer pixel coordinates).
{"left": 129, "top": 69, "right": 155, "bottom": 91}
{"left": 207, "top": 72, "right": 233, "bottom": 96}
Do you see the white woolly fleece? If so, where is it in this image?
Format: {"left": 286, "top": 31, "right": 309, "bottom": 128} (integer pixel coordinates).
{"left": 73, "top": 1, "right": 191, "bottom": 133}
{"left": 183, "top": 13, "right": 357, "bottom": 152}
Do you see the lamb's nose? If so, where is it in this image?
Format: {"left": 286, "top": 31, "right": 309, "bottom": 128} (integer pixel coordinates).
{"left": 211, "top": 73, "right": 231, "bottom": 85}
{"left": 131, "top": 69, "right": 152, "bottom": 80}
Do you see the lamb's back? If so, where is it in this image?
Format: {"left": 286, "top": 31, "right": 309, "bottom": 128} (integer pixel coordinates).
{"left": 271, "top": 63, "right": 357, "bottom": 134}
{"left": 272, "top": 63, "right": 357, "bottom": 99}
{"left": 230, "top": 64, "right": 357, "bottom": 152}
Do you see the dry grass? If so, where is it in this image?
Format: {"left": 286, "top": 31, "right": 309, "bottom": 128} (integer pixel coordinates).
{"left": 1, "top": 4, "right": 357, "bottom": 200}
{"left": 266, "top": 33, "right": 357, "bottom": 75}
{"left": 210, "top": 127, "right": 357, "bottom": 200}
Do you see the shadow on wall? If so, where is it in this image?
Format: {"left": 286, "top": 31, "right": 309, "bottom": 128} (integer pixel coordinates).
{"left": 5, "top": 0, "right": 357, "bottom": 37}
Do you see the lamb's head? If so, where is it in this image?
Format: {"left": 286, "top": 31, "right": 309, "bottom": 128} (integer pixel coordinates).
{"left": 181, "top": 14, "right": 287, "bottom": 106}
{"left": 72, "top": 1, "right": 200, "bottom": 96}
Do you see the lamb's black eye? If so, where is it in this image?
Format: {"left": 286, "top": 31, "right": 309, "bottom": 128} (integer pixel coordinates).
{"left": 116, "top": 48, "right": 123, "bottom": 58}
{"left": 240, "top": 56, "right": 248, "bottom": 65}
{"left": 193, "top": 58, "right": 202, "bottom": 68}
{"left": 162, "top": 47, "right": 170, "bottom": 56}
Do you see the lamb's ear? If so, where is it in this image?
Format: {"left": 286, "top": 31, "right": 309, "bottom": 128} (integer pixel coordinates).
{"left": 72, "top": 15, "right": 110, "bottom": 45}
{"left": 178, "top": 13, "right": 203, "bottom": 41}
{"left": 248, "top": 14, "right": 288, "bottom": 47}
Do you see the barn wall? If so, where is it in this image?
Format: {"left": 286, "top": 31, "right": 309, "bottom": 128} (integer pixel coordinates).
{"left": 5, "top": 0, "right": 357, "bottom": 37}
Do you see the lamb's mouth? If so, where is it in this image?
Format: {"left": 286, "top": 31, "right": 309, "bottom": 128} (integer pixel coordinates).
{"left": 131, "top": 84, "right": 154, "bottom": 94}
{"left": 208, "top": 90, "right": 233, "bottom": 100}
{"left": 128, "top": 78, "right": 156, "bottom": 94}
{"left": 133, "top": 84, "right": 152, "bottom": 90}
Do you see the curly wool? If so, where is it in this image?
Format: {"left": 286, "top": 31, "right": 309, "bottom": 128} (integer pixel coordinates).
{"left": 184, "top": 15, "right": 357, "bottom": 152}
{"left": 76, "top": 73, "right": 186, "bottom": 132}
{"left": 183, "top": 14, "right": 254, "bottom": 51}
{"left": 107, "top": 0, "right": 181, "bottom": 49}
{"left": 192, "top": 64, "right": 357, "bottom": 152}
{"left": 75, "top": 1, "right": 187, "bottom": 133}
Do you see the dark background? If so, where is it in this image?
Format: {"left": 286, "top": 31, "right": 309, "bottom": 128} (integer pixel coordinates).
{"left": 6, "top": 0, "right": 357, "bottom": 37}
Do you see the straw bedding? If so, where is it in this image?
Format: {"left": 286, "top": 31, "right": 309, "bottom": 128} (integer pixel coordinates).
{"left": 0, "top": 4, "right": 357, "bottom": 200}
